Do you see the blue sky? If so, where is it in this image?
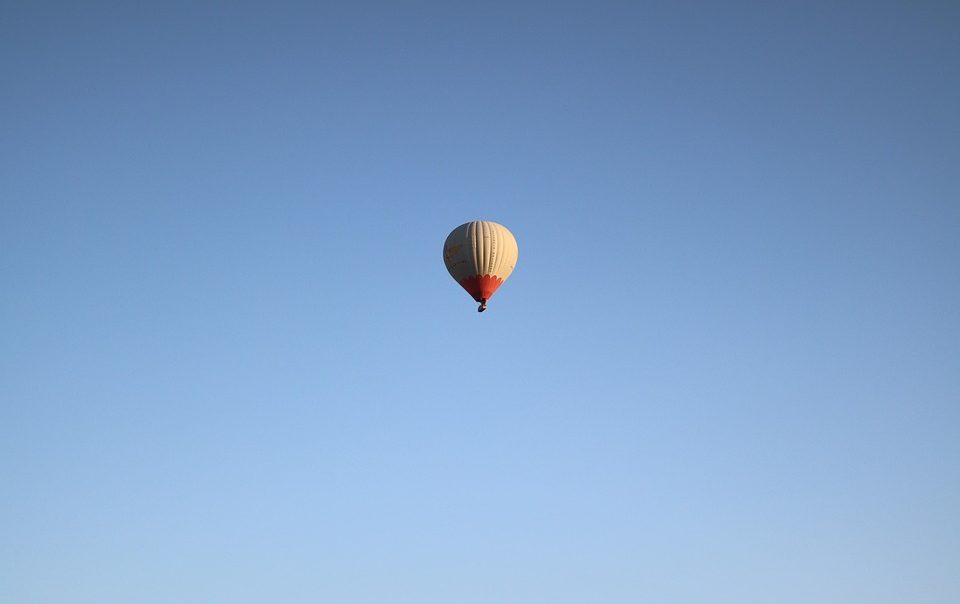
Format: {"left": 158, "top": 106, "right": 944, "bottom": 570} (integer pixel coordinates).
{"left": 2, "top": 2, "right": 958, "bottom": 602}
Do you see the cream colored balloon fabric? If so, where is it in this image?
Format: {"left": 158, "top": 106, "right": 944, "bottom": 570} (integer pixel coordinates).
{"left": 443, "top": 221, "right": 518, "bottom": 303}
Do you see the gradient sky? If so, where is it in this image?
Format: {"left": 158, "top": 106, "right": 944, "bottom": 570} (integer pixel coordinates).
{"left": 2, "top": 2, "right": 958, "bottom": 603}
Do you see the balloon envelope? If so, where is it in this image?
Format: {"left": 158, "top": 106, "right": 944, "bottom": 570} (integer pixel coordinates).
{"left": 443, "top": 221, "right": 518, "bottom": 309}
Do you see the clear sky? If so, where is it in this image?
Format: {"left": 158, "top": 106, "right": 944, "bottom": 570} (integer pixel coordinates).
{"left": 2, "top": 2, "right": 958, "bottom": 602}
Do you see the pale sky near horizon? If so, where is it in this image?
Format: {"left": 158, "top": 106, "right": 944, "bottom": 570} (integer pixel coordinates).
{"left": 2, "top": 2, "right": 959, "bottom": 603}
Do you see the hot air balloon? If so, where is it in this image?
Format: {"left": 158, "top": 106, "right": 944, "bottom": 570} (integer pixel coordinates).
{"left": 443, "top": 220, "right": 518, "bottom": 312}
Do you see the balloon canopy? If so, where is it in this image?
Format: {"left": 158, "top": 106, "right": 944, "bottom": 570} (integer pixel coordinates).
{"left": 443, "top": 221, "right": 518, "bottom": 312}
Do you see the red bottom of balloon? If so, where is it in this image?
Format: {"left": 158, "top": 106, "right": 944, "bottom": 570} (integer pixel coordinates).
{"left": 459, "top": 274, "right": 504, "bottom": 302}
